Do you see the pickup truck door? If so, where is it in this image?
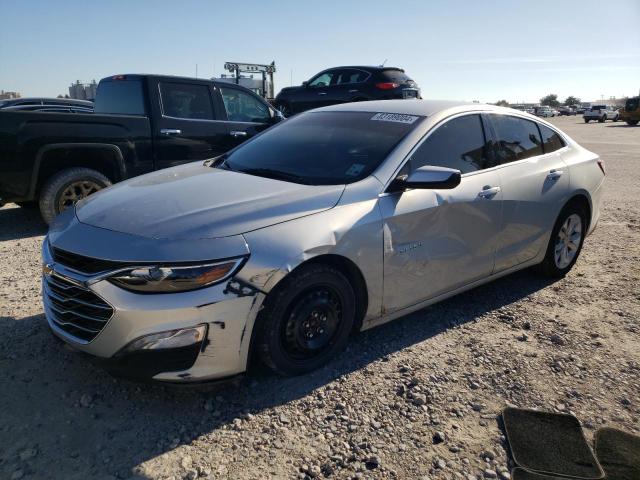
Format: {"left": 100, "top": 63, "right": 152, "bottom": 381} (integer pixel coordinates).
{"left": 214, "top": 85, "right": 278, "bottom": 150}
{"left": 153, "top": 80, "right": 228, "bottom": 170}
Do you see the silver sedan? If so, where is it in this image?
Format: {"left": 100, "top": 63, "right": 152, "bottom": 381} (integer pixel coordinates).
{"left": 42, "top": 100, "right": 605, "bottom": 382}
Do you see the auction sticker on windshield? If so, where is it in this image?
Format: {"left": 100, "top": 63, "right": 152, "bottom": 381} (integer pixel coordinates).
{"left": 370, "top": 112, "right": 419, "bottom": 124}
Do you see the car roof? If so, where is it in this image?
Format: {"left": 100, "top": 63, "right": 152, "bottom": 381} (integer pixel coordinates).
{"left": 314, "top": 99, "right": 485, "bottom": 116}
{"left": 100, "top": 74, "right": 264, "bottom": 96}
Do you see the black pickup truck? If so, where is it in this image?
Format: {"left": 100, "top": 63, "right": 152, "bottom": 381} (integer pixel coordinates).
{"left": 0, "top": 74, "right": 282, "bottom": 223}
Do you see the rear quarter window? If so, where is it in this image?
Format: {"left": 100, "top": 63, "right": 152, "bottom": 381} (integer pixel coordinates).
{"left": 538, "top": 124, "right": 566, "bottom": 153}
{"left": 380, "top": 70, "right": 412, "bottom": 83}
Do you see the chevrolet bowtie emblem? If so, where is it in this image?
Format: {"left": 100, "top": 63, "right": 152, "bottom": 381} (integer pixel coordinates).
{"left": 42, "top": 263, "right": 55, "bottom": 276}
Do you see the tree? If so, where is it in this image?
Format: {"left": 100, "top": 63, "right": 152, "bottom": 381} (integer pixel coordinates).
{"left": 564, "top": 96, "right": 581, "bottom": 106}
{"left": 540, "top": 94, "right": 560, "bottom": 108}
{"left": 495, "top": 99, "right": 510, "bottom": 107}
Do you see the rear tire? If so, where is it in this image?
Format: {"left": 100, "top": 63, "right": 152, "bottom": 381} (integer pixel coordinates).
{"left": 626, "top": 119, "right": 639, "bottom": 126}
{"left": 598, "top": 115, "right": 606, "bottom": 123}
{"left": 39, "top": 167, "right": 111, "bottom": 224}
{"left": 613, "top": 115, "right": 619, "bottom": 122}
{"left": 535, "top": 203, "right": 587, "bottom": 278}
{"left": 256, "top": 263, "right": 356, "bottom": 376}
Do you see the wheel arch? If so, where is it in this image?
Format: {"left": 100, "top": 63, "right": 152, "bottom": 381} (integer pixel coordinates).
{"left": 29, "top": 143, "right": 125, "bottom": 198}
{"left": 246, "top": 253, "right": 369, "bottom": 370}
{"left": 564, "top": 192, "right": 592, "bottom": 231}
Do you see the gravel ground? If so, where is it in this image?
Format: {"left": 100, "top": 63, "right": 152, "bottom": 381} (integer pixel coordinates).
{"left": 0, "top": 117, "right": 638, "bottom": 480}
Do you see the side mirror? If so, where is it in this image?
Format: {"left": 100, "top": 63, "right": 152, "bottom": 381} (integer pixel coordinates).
{"left": 270, "top": 109, "right": 285, "bottom": 123}
{"left": 302, "top": 81, "right": 310, "bottom": 88}
{"left": 392, "top": 165, "right": 461, "bottom": 191}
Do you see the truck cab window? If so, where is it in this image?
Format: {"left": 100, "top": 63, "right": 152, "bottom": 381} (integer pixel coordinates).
{"left": 160, "top": 83, "right": 214, "bottom": 120}
{"left": 220, "top": 87, "right": 270, "bottom": 123}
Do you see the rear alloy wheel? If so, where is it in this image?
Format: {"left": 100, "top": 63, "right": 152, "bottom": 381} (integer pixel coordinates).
{"left": 535, "top": 204, "right": 587, "bottom": 278}
{"left": 39, "top": 167, "right": 111, "bottom": 224}
{"left": 257, "top": 264, "right": 356, "bottom": 376}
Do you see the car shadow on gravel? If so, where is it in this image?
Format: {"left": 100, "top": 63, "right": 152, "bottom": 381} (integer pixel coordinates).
{"left": 0, "top": 270, "right": 556, "bottom": 479}
{"left": 0, "top": 204, "right": 47, "bottom": 241}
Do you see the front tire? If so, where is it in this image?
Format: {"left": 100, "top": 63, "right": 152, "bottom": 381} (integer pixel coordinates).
{"left": 626, "top": 119, "right": 639, "bottom": 126}
{"left": 39, "top": 167, "right": 111, "bottom": 224}
{"left": 256, "top": 264, "right": 356, "bottom": 376}
{"left": 598, "top": 115, "right": 606, "bottom": 123}
{"left": 535, "top": 203, "right": 587, "bottom": 278}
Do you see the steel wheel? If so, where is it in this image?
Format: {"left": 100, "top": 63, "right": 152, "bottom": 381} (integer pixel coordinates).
{"left": 57, "top": 180, "right": 102, "bottom": 211}
{"left": 554, "top": 213, "right": 582, "bottom": 269}
{"left": 282, "top": 287, "right": 342, "bottom": 360}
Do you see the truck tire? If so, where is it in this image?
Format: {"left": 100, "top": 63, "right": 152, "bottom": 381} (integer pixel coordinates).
{"left": 39, "top": 167, "right": 111, "bottom": 224}
{"left": 598, "top": 115, "right": 606, "bottom": 123}
{"left": 626, "top": 120, "right": 639, "bottom": 126}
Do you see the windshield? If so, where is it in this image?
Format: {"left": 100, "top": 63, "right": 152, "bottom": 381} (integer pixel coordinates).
{"left": 222, "top": 111, "right": 423, "bottom": 185}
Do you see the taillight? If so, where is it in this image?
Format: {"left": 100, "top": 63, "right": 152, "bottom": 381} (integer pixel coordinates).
{"left": 375, "top": 82, "right": 399, "bottom": 90}
{"left": 597, "top": 158, "right": 606, "bottom": 175}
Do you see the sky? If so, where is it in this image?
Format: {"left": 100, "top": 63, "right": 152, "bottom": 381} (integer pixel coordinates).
{"left": 1, "top": 0, "right": 639, "bottom": 103}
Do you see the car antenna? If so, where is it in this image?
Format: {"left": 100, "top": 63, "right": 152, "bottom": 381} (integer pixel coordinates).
{"left": 380, "top": 59, "right": 388, "bottom": 67}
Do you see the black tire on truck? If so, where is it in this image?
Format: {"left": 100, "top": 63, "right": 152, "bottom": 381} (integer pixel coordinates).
{"left": 39, "top": 167, "right": 111, "bottom": 224}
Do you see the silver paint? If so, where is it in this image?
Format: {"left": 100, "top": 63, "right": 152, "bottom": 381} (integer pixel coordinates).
{"left": 43, "top": 100, "right": 605, "bottom": 382}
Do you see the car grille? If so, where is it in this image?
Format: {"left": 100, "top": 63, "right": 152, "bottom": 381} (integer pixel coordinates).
{"left": 43, "top": 273, "right": 113, "bottom": 342}
{"left": 51, "top": 247, "right": 126, "bottom": 275}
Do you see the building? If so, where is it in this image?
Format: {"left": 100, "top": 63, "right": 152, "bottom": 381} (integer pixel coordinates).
{"left": 68, "top": 80, "right": 97, "bottom": 100}
{"left": 211, "top": 74, "right": 273, "bottom": 99}
{"left": 0, "top": 90, "right": 21, "bottom": 100}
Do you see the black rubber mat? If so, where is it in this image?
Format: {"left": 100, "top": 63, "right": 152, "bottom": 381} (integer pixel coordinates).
{"left": 595, "top": 427, "right": 640, "bottom": 480}
{"left": 503, "top": 408, "right": 604, "bottom": 479}
{"left": 511, "top": 467, "right": 573, "bottom": 480}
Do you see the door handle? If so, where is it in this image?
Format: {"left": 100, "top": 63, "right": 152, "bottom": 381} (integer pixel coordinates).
{"left": 547, "top": 169, "right": 564, "bottom": 180}
{"left": 317, "top": 92, "right": 327, "bottom": 95}
{"left": 348, "top": 89, "right": 359, "bottom": 93}
{"left": 478, "top": 186, "right": 501, "bottom": 198}
{"left": 160, "top": 128, "right": 181, "bottom": 136}
{"left": 229, "top": 130, "right": 247, "bottom": 137}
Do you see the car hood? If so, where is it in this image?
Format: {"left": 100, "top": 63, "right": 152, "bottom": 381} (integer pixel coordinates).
{"left": 76, "top": 162, "right": 345, "bottom": 240}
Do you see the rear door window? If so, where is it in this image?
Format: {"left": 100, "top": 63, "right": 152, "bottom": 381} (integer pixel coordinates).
{"left": 538, "top": 124, "right": 566, "bottom": 153}
{"left": 160, "top": 82, "right": 215, "bottom": 120}
{"left": 335, "top": 69, "right": 369, "bottom": 85}
{"left": 490, "top": 115, "right": 543, "bottom": 164}
{"left": 410, "top": 114, "right": 490, "bottom": 174}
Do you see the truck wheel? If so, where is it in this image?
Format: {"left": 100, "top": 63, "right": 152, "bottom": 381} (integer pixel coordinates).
{"left": 598, "top": 115, "right": 606, "bottom": 123}
{"left": 626, "top": 120, "right": 639, "bottom": 126}
{"left": 39, "top": 167, "right": 111, "bottom": 224}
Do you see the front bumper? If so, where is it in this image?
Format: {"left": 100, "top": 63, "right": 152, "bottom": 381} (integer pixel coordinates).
{"left": 42, "top": 236, "right": 265, "bottom": 383}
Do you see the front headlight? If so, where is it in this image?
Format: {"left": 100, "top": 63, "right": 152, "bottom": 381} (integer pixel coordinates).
{"left": 108, "top": 258, "right": 245, "bottom": 293}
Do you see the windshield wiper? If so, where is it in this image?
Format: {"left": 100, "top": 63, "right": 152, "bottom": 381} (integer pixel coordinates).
{"left": 238, "top": 168, "right": 310, "bottom": 185}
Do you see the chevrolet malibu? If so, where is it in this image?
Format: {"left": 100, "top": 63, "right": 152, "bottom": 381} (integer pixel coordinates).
{"left": 42, "top": 101, "right": 605, "bottom": 382}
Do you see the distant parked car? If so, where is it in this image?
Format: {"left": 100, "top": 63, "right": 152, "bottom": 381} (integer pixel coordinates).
{"left": 619, "top": 96, "right": 639, "bottom": 126}
{"left": 274, "top": 66, "right": 420, "bottom": 117}
{"left": 535, "top": 106, "right": 554, "bottom": 117}
{"left": 0, "top": 97, "right": 93, "bottom": 112}
{"left": 583, "top": 105, "right": 619, "bottom": 123}
{"left": 558, "top": 106, "right": 577, "bottom": 116}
